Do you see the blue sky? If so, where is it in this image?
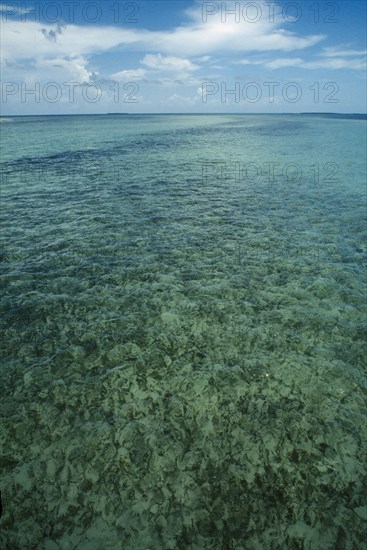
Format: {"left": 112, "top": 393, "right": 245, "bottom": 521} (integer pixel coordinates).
{"left": 1, "top": 0, "right": 366, "bottom": 114}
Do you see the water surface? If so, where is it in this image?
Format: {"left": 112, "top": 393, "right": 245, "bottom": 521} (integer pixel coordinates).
{"left": 1, "top": 114, "right": 366, "bottom": 549}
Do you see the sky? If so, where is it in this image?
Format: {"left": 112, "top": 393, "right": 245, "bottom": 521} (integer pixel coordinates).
{"left": 0, "top": 0, "right": 366, "bottom": 114}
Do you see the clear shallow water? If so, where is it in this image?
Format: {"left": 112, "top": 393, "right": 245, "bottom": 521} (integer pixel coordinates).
{"left": 0, "top": 114, "right": 366, "bottom": 548}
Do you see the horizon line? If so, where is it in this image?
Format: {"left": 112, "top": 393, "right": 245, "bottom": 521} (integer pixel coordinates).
{"left": 1, "top": 112, "right": 367, "bottom": 117}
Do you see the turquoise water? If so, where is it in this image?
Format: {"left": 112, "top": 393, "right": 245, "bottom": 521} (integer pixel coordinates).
{"left": 0, "top": 114, "right": 366, "bottom": 548}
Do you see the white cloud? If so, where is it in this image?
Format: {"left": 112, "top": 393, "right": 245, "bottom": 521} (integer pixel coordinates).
{"left": 111, "top": 54, "right": 201, "bottom": 87}
{"left": 167, "top": 93, "right": 198, "bottom": 104}
{"left": 321, "top": 47, "right": 367, "bottom": 58}
{"left": 141, "top": 54, "right": 199, "bottom": 72}
{"left": 236, "top": 55, "right": 367, "bottom": 71}
{"left": 0, "top": 20, "right": 143, "bottom": 64}
{"left": 237, "top": 59, "right": 264, "bottom": 66}
{"left": 304, "top": 58, "right": 367, "bottom": 70}
{"left": 264, "top": 57, "right": 303, "bottom": 69}
{"left": 2, "top": 54, "right": 95, "bottom": 85}
{"left": 37, "top": 56, "right": 95, "bottom": 82}
{"left": 1, "top": 0, "right": 325, "bottom": 69}
{"left": 111, "top": 68, "right": 147, "bottom": 81}
{"left": 150, "top": 21, "right": 323, "bottom": 57}
{"left": 163, "top": 1, "right": 324, "bottom": 55}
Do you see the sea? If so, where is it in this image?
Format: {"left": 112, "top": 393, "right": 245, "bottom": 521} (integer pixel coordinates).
{"left": 0, "top": 113, "right": 366, "bottom": 549}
